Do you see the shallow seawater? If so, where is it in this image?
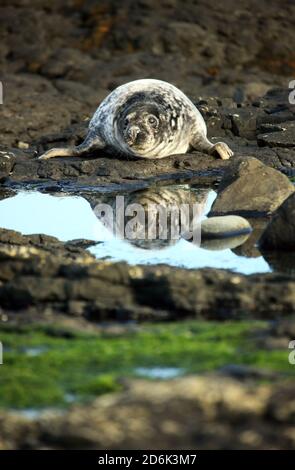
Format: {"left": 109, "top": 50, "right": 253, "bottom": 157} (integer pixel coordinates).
{"left": 134, "top": 366, "right": 184, "bottom": 379}
{"left": 0, "top": 187, "right": 272, "bottom": 275}
{"left": 10, "top": 408, "right": 66, "bottom": 420}
{"left": 22, "top": 346, "right": 49, "bottom": 357}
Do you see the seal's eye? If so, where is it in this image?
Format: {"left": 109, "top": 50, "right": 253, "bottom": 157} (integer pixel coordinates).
{"left": 147, "top": 115, "right": 158, "bottom": 127}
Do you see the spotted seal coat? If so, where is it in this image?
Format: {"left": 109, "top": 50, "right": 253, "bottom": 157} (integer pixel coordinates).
{"left": 39, "top": 79, "right": 233, "bottom": 160}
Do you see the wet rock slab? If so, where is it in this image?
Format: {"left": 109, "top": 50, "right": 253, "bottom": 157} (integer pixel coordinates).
{"left": 2, "top": 147, "right": 228, "bottom": 192}
{"left": 257, "top": 121, "right": 295, "bottom": 148}
{"left": 1, "top": 86, "right": 295, "bottom": 193}
{"left": 1, "top": 0, "right": 295, "bottom": 452}
{"left": 0, "top": 0, "right": 295, "bottom": 193}
{"left": 0, "top": 227, "right": 295, "bottom": 322}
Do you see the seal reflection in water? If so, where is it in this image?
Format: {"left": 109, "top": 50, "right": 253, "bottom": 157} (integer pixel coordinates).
{"left": 85, "top": 186, "right": 209, "bottom": 250}
{"left": 39, "top": 79, "right": 233, "bottom": 161}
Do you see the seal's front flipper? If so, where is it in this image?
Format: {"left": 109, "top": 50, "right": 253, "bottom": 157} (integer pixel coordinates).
{"left": 190, "top": 134, "right": 234, "bottom": 160}
{"left": 38, "top": 131, "right": 105, "bottom": 160}
{"left": 209, "top": 142, "right": 234, "bottom": 160}
{"left": 38, "top": 147, "right": 76, "bottom": 160}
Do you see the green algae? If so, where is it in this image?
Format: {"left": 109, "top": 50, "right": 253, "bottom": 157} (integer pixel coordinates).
{"left": 0, "top": 320, "right": 293, "bottom": 409}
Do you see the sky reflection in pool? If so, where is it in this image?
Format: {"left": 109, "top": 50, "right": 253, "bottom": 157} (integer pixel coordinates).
{"left": 0, "top": 190, "right": 271, "bottom": 275}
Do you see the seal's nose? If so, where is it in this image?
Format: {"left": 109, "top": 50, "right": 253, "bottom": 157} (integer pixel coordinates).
{"left": 127, "top": 126, "right": 140, "bottom": 142}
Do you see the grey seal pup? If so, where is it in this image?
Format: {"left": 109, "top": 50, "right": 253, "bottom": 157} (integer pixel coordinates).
{"left": 39, "top": 79, "right": 233, "bottom": 160}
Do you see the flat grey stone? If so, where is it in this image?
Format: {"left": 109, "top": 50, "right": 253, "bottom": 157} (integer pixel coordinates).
{"left": 201, "top": 215, "right": 252, "bottom": 240}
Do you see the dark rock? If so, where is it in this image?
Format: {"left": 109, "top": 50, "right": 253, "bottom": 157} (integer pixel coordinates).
{"left": 0, "top": 187, "right": 16, "bottom": 201}
{"left": 40, "top": 48, "right": 98, "bottom": 81}
{"left": 257, "top": 121, "right": 295, "bottom": 148}
{"left": 0, "top": 0, "right": 294, "bottom": 180}
{"left": 0, "top": 228, "right": 26, "bottom": 245}
{"left": 0, "top": 152, "right": 16, "bottom": 180}
{"left": 7, "top": 151, "right": 229, "bottom": 189}
{"left": 0, "top": 74, "right": 92, "bottom": 148}
{"left": 275, "top": 148, "right": 295, "bottom": 170}
{"left": 232, "top": 218, "right": 269, "bottom": 258}
{"left": 266, "top": 384, "right": 295, "bottom": 424}
{"left": 256, "top": 109, "right": 295, "bottom": 130}
{"left": 259, "top": 193, "right": 295, "bottom": 250}
{"left": 2, "top": 80, "right": 295, "bottom": 190}
{"left": 262, "top": 251, "right": 295, "bottom": 275}
{"left": 0, "top": 228, "right": 94, "bottom": 261}
{"left": 54, "top": 80, "right": 108, "bottom": 108}
{"left": 230, "top": 109, "right": 259, "bottom": 139}
{"left": 254, "top": 317, "right": 295, "bottom": 351}
{"left": 1, "top": 227, "right": 295, "bottom": 320}
{"left": 65, "top": 239, "right": 98, "bottom": 249}
{"left": 218, "top": 364, "right": 278, "bottom": 380}
{"left": 210, "top": 157, "right": 295, "bottom": 217}
{"left": 270, "top": 317, "right": 295, "bottom": 340}
{"left": 257, "top": 89, "right": 295, "bottom": 115}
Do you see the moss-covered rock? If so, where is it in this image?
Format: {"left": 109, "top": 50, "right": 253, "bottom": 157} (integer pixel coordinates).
{"left": 0, "top": 320, "right": 294, "bottom": 409}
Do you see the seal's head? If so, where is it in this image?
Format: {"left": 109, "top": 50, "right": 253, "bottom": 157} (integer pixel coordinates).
{"left": 124, "top": 108, "right": 159, "bottom": 149}
{"left": 116, "top": 94, "right": 168, "bottom": 157}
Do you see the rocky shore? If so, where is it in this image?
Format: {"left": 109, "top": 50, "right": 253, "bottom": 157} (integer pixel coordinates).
{"left": 1, "top": 0, "right": 295, "bottom": 450}
{"left": 1, "top": 376, "right": 295, "bottom": 450}
{"left": 0, "top": 226, "right": 294, "bottom": 322}
{"left": 1, "top": 87, "right": 295, "bottom": 194}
